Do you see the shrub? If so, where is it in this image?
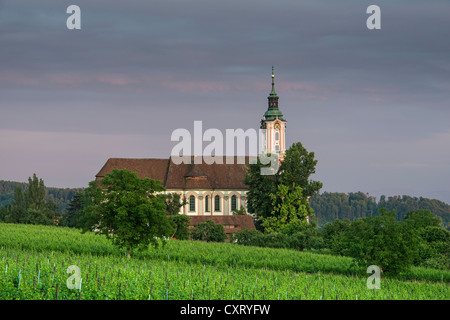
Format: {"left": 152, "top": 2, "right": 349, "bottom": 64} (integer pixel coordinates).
{"left": 341, "top": 209, "right": 420, "bottom": 275}
{"left": 191, "top": 219, "right": 227, "bottom": 242}
{"left": 320, "top": 219, "right": 351, "bottom": 255}
{"left": 232, "top": 220, "right": 324, "bottom": 251}
{"left": 231, "top": 228, "right": 264, "bottom": 246}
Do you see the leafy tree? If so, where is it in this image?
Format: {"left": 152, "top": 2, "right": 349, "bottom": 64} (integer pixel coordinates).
{"left": 341, "top": 209, "right": 420, "bottom": 274}
{"left": 0, "top": 174, "right": 57, "bottom": 225}
{"left": 232, "top": 206, "right": 247, "bottom": 215}
{"left": 61, "top": 191, "right": 87, "bottom": 228}
{"left": 11, "top": 186, "right": 27, "bottom": 223}
{"left": 261, "top": 184, "right": 313, "bottom": 233}
{"left": 169, "top": 214, "right": 191, "bottom": 240}
{"left": 416, "top": 226, "right": 450, "bottom": 269}
{"left": 25, "top": 174, "right": 46, "bottom": 211}
{"left": 165, "top": 193, "right": 187, "bottom": 216}
{"left": 404, "top": 209, "right": 441, "bottom": 229}
{"left": 244, "top": 142, "right": 322, "bottom": 233}
{"left": 243, "top": 158, "right": 277, "bottom": 222}
{"left": 82, "top": 169, "right": 174, "bottom": 259}
{"left": 163, "top": 193, "right": 190, "bottom": 240}
{"left": 320, "top": 218, "right": 351, "bottom": 255}
{"left": 404, "top": 209, "right": 449, "bottom": 269}
{"left": 278, "top": 142, "right": 323, "bottom": 198}
{"left": 191, "top": 219, "right": 227, "bottom": 242}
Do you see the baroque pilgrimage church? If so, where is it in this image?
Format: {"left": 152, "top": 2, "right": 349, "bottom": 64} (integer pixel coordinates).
{"left": 96, "top": 68, "right": 287, "bottom": 238}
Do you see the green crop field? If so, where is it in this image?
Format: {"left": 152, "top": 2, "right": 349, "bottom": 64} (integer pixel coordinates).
{"left": 0, "top": 223, "right": 448, "bottom": 300}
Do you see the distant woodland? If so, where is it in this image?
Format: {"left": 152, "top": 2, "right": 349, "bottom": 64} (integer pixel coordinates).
{"left": 310, "top": 191, "right": 450, "bottom": 229}
{"left": 1, "top": 180, "right": 449, "bottom": 230}
{"left": 0, "top": 180, "right": 82, "bottom": 214}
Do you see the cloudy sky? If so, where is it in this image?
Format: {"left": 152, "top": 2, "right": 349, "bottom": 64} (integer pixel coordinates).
{"left": 1, "top": 0, "right": 449, "bottom": 204}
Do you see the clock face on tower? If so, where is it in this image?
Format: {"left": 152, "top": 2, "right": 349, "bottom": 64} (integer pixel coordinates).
{"left": 274, "top": 123, "right": 281, "bottom": 130}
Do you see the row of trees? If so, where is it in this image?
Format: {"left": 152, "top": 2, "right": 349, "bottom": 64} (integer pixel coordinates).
{"left": 232, "top": 208, "right": 449, "bottom": 273}
{"left": 0, "top": 180, "right": 80, "bottom": 213}
{"left": 0, "top": 174, "right": 59, "bottom": 225}
{"left": 310, "top": 192, "right": 450, "bottom": 229}
{"left": 320, "top": 208, "right": 449, "bottom": 272}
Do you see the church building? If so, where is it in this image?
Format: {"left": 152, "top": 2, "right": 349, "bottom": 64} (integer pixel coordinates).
{"left": 95, "top": 68, "right": 286, "bottom": 238}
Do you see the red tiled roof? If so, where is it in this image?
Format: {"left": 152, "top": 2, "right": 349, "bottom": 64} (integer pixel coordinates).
{"left": 96, "top": 156, "right": 251, "bottom": 190}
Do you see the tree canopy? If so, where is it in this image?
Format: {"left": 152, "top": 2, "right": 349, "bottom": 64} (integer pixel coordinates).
{"left": 244, "top": 142, "right": 322, "bottom": 232}
{"left": 82, "top": 169, "right": 175, "bottom": 258}
{"left": 0, "top": 174, "right": 57, "bottom": 225}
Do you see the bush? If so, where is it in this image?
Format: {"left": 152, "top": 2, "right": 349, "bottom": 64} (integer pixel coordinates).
{"left": 231, "top": 229, "right": 264, "bottom": 246}
{"left": 191, "top": 219, "right": 227, "bottom": 242}
{"left": 415, "top": 226, "right": 450, "bottom": 270}
{"left": 341, "top": 209, "right": 420, "bottom": 275}
{"left": 232, "top": 220, "right": 323, "bottom": 251}
{"left": 280, "top": 220, "right": 323, "bottom": 251}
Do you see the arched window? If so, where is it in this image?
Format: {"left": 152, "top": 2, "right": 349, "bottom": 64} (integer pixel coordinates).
{"left": 275, "top": 131, "right": 279, "bottom": 141}
{"left": 214, "top": 195, "right": 221, "bottom": 212}
{"left": 205, "top": 195, "right": 210, "bottom": 212}
{"left": 231, "top": 195, "right": 237, "bottom": 211}
{"left": 275, "top": 144, "right": 280, "bottom": 153}
{"left": 189, "top": 195, "right": 196, "bottom": 212}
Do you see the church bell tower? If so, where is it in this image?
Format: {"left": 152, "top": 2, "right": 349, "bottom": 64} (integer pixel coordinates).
{"left": 260, "top": 66, "right": 286, "bottom": 161}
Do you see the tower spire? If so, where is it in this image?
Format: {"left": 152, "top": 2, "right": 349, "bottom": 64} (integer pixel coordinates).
{"left": 270, "top": 65, "right": 277, "bottom": 97}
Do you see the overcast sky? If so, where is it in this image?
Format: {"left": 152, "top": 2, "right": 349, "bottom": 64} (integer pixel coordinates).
{"left": 1, "top": 0, "right": 449, "bottom": 204}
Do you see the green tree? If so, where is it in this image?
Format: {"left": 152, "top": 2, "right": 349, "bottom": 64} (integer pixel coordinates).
{"left": 11, "top": 186, "right": 27, "bottom": 223}
{"left": 82, "top": 169, "right": 174, "bottom": 259}
{"left": 25, "top": 174, "right": 46, "bottom": 211}
{"left": 25, "top": 175, "right": 57, "bottom": 225}
{"left": 232, "top": 206, "right": 247, "bottom": 215}
{"left": 164, "top": 192, "right": 190, "bottom": 239}
{"left": 244, "top": 142, "right": 322, "bottom": 233}
{"left": 163, "top": 193, "right": 190, "bottom": 240}
{"left": 404, "top": 209, "right": 441, "bottom": 229}
{"left": 243, "top": 157, "right": 277, "bottom": 222}
{"left": 280, "top": 219, "right": 323, "bottom": 251}
{"left": 262, "top": 184, "right": 313, "bottom": 233}
{"left": 169, "top": 214, "right": 191, "bottom": 240}
{"left": 404, "top": 209, "right": 449, "bottom": 269}
{"left": 61, "top": 191, "right": 86, "bottom": 228}
{"left": 0, "top": 174, "right": 57, "bottom": 225}
{"left": 342, "top": 209, "right": 420, "bottom": 274}
{"left": 278, "top": 142, "right": 323, "bottom": 198}
{"left": 165, "top": 193, "right": 187, "bottom": 216}
{"left": 320, "top": 218, "right": 351, "bottom": 255}
{"left": 191, "top": 219, "right": 227, "bottom": 242}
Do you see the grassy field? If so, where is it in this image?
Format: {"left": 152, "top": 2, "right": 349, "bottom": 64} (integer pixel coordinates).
{"left": 0, "top": 222, "right": 448, "bottom": 300}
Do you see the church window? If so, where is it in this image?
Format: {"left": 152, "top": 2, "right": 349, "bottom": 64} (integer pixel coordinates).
{"left": 231, "top": 195, "right": 237, "bottom": 211}
{"left": 205, "top": 195, "right": 210, "bottom": 212}
{"left": 275, "top": 144, "right": 280, "bottom": 153}
{"left": 214, "top": 195, "right": 221, "bottom": 212}
{"left": 275, "top": 131, "right": 279, "bottom": 141}
{"left": 189, "top": 195, "right": 196, "bottom": 212}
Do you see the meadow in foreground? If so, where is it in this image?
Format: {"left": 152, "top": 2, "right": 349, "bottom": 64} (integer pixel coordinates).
{"left": 0, "top": 223, "right": 448, "bottom": 300}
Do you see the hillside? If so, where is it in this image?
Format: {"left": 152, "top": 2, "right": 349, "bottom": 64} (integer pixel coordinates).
{"left": 0, "top": 180, "right": 83, "bottom": 214}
